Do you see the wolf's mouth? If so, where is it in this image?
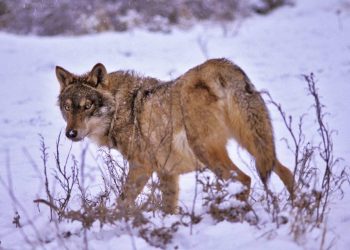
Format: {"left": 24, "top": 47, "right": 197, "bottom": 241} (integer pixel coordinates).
{"left": 69, "top": 137, "right": 84, "bottom": 142}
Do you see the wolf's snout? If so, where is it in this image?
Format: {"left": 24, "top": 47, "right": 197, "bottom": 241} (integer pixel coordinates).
{"left": 66, "top": 129, "right": 78, "bottom": 139}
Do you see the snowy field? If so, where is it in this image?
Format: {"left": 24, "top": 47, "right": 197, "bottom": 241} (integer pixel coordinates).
{"left": 1, "top": 0, "right": 350, "bottom": 249}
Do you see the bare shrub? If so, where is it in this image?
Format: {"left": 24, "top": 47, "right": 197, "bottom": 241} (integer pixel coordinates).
{"left": 264, "top": 73, "right": 349, "bottom": 244}
{"left": 197, "top": 170, "right": 255, "bottom": 223}
{"left": 33, "top": 137, "right": 185, "bottom": 247}
{"left": 304, "top": 73, "right": 349, "bottom": 222}
{"left": 35, "top": 133, "right": 79, "bottom": 221}
{"left": 35, "top": 139, "right": 126, "bottom": 228}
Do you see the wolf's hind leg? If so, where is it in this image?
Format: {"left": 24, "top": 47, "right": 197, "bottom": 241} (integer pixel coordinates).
{"left": 191, "top": 142, "right": 251, "bottom": 200}
{"left": 273, "top": 161, "right": 295, "bottom": 195}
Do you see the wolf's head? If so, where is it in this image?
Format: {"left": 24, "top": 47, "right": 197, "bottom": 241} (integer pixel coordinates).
{"left": 55, "top": 63, "right": 115, "bottom": 144}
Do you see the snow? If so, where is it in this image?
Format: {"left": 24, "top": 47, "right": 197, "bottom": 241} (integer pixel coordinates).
{"left": 1, "top": 0, "right": 350, "bottom": 249}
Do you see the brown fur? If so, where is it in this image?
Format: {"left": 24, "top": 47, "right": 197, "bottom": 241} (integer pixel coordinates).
{"left": 56, "top": 58, "right": 295, "bottom": 213}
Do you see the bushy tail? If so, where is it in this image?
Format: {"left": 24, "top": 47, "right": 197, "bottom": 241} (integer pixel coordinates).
{"left": 245, "top": 101, "right": 276, "bottom": 184}
{"left": 224, "top": 70, "right": 276, "bottom": 185}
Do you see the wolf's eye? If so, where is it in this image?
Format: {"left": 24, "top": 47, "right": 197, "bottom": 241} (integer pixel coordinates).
{"left": 64, "top": 104, "right": 71, "bottom": 111}
{"left": 85, "top": 102, "right": 93, "bottom": 110}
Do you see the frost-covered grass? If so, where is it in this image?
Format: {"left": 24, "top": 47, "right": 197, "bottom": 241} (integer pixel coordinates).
{"left": 1, "top": 0, "right": 350, "bottom": 249}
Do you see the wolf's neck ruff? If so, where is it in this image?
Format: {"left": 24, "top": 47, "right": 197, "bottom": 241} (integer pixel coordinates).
{"left": 107, "top": 104, "right": 118, "bottom": 148}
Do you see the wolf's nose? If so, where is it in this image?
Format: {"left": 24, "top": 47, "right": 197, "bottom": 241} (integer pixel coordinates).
{"left": 66, "top": 129, "right": 78, "bottom": 139}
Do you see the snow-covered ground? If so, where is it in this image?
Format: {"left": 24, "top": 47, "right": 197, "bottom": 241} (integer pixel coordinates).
{"left": 1, "top": 0, "right": 350, "bottom": 249}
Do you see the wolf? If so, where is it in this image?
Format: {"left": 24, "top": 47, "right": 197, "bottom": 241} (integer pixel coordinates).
{"left": 55, "top": 58, "right": 294, "bottom": 213}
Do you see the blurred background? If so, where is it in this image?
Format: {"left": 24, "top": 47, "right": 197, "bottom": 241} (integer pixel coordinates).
{"left": 0, "top": 0, "right": 291, "bottom": 36}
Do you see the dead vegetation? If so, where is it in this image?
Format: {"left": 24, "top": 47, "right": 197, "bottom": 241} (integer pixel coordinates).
{"left": 264, "top": 73, "right": 349, "bottom": 245}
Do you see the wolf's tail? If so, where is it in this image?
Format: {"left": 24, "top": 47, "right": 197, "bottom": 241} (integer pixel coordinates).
{"left": 220, "top": 63, "right": 276, "bottom": 184}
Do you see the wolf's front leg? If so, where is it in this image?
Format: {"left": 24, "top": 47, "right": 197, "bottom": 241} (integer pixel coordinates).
{"left": 118, "top": 164, "right": 152, "bottom": 209}
{"left": 158, "top": 173, "right": 180, "bottom": 214}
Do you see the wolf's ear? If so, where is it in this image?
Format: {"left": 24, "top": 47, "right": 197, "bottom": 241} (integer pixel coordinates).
{"left": 56, "top": 66, "right": 73, "bottom": 90}
{"left": 90, "top": 63, "right": 107, "bottom": 88}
